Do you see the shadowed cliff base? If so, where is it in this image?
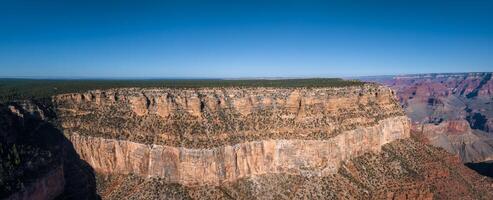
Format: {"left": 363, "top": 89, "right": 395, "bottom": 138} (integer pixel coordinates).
{"left": 55, "top": 139, "right": 100, "bottom": 200}
{"left": 0, "top": 102, "right": 99, "bottom": 200}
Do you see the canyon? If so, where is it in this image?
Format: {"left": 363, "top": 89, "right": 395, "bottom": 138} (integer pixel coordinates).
{"left": 365, "top": 73, "right": 493, "bottom": 164}
{"left": 1, "top": 81, "right": 492, "bottom": 199}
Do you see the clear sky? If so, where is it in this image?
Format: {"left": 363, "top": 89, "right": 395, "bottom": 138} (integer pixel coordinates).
{"left": 0, "top": 0, "right": 491, "bottom": 78}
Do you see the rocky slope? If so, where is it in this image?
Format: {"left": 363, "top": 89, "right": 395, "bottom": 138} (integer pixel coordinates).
{"left": 364, "top": 73, "right": 493, "bottom": 163}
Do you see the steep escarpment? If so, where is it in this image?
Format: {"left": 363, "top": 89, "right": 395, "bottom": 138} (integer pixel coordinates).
{"left": 55, "top": 85, "right": 404, "bottom": 148}
{"left": 96, "top": 138, "right": 493, "bottom": 200}
{"left": 69, "top": 116, "right": 408, "bottom": 186}
{"left": 54, "top": 85, "right": 410, "bottom": 186}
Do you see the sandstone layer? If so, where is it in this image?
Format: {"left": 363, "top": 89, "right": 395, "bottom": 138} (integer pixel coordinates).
{"left": 55, "top": 85, "right": 403, "bottom": 148}
{"left": 96, "top": 138, "right": 493, "bottom": 200}
{"left": 53, "top": 85, "right": 411, "bottom": 186}
{"left": 70, "top": 116, "right": 409, "bottom": 186}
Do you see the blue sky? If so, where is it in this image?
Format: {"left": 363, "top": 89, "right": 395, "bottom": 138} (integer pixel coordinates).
{"left": 0, "top": 0, "right": 491, "bottom": 78}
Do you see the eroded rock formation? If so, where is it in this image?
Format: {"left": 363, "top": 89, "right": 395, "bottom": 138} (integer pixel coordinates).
{"left": 414, "top": 120, "right": 493, "bottom": 163}
{"left": 54, "top": 85, "right": 410, "bottom": 186}
{"left": 96, "top": 138, "right": 493, "bottom": 200}
{"left": 55, "top": 85, "right": 404, "bottom": 148}
{"left": 69, "top": 116, "right": 409, "bottom": 186}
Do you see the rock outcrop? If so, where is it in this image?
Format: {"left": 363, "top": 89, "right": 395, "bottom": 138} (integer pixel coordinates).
{"left": 96, "top": 138, "right": 493, "bottom": 200}
{"left": 55, "top": 85, "right": 404, "bottom": 148}
{"left": 69, "top": 116, "right": 409, "bottom": 186}
{"left": 54, "top": 84, "right": 410, "bottom": 186}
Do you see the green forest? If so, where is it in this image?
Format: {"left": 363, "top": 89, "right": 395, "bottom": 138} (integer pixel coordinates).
{"left": 0, "top": 78, "right": 364, "bottom": 103}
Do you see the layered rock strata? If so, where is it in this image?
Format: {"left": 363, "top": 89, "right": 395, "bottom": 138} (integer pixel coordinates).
{"left": 70, "top": 116, "right": 408, "bottom": 186}
{"left": 55, "top": 85, "right": 404, "bottom": 148}
{"left": 54, "top": 85, "right": 410, "bottom": 186}
{"left": 364, "top": 72, "right": 493, "bottom": 163}
{"left": 96, "top": 138, "right": 493, "bottom": 200}
{"left": 414, "top": 120, "right": 493, "bottom": 163}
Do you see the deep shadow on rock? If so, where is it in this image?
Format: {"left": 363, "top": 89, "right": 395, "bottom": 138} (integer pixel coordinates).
{"left": 466, "top": 161, "right": 493, "bottom": 178}
{"left": 56, "top": 138, "right": 100, "bottom": 200}
{"left": 0, "top": 101, "right": 100, "bottom": 200}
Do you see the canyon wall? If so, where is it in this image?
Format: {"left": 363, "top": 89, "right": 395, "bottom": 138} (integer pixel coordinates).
{"left": 96, "top": 138, "right": 493, "bottom": 200}
{"left": 70, "top": 116, "right": 408, "bottom": 186}
{"left": 413, "top": 120, "right": 493, "bottom": 163}
{"left": 377, "top": 73, "right": 493, "bottom": 131}
{"left": 365, "top": 72, "right": 493, "bottom": 163}
{"left": 54, "top": 84, "right": 410, "bottom": 185}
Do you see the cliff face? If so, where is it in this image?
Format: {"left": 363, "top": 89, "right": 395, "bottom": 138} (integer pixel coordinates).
{"left": 69, "top": 116, "right": 408, "bottom": 186}
{"left": 55, "top": 85, "right": 404, "bottom": 148}
{"left": 96, "top": 138, "right": 493, "bottom": 200}
{"left": 0, "top": 102, "right": 100, "bottom": 200}
{"left": 54, "top": 85, "right": 410, "bottom": 186}
{"left": 366, "top": 73, "right": 493, "bottom": 163}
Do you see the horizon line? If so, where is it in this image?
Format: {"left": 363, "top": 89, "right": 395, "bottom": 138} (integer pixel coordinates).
{"left": 0, "top": 71, "right": 492, "bottom": 80}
